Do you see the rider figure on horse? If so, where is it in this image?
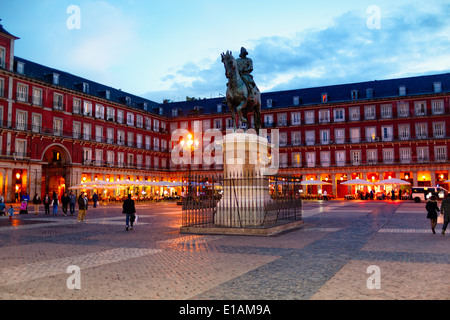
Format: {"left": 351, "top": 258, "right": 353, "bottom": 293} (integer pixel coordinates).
{"left": 236, "top": 47, "right": 257, "bottom": 94}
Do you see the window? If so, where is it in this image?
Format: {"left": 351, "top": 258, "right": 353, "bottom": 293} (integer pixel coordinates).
{"left": 433, "top": 122, "right": 445, "bottom": 138}
{"left": 365, "top": 127, "right": 376, "bottom": 142}
{"left": 400, "top": 148, "right": 411, "bottom": 163}
{"left": 214, "top": 119, "right": 222, "bottom": 130}
{"left": 136, "top": 134, "right": 143, "bottom": 148}
{"left": 117, "top": 153, "right": 124, "bottom": 167}
{"left": 106, "top": 107, "right": 115, "bottom": 121}
{"left": 293, "top": 96, "right": 300, "bottom": 106}
{"left": 203, "top": 119, "right": 211, "bottom": 131}
{"left": 17, "top": 83, "right": 28, "bottom": 102}
{"left": 226, "top": 118, "right": 234, "bottom": 129}
{"left": 350, "top": 128, "right": 360, "bottom": 143}
{"left": 95, "top": 150, "right": 103, "bottom": 166}
{"left": 154, "top": 156, "right": 159, "bottom": 169}
{"left": 107, "top": 151, "right": 114, "bottom": 166}
{"left": 417, "top": 147, "right": 429, "bottom": 163}
{"left": 136, "top": 154, "right": 143, "bottom": 169}
{"left": 383, "top": 149, "right": 394, "bottom": 164}
{"left": 306, "top": 152, "right": 316, "bottom": 167}
{"left": 31, "top": 114, "right": 41, "bottom": 133}
{"left": 82, "top": 82, "right": 89, "bottom": 94}
{"left": 349, "top": 107, "right": 360, "bottom": 121}
{"left": 117, "top": 110, "right": 124, "bottom": 124}
{"left": 305, "top": 130, "right": 315, "bottom": 145}
{"left": 17, "top": 62, "right": 25, "bottom": 74}
{"left": 117, "top": 130, "right": 125, "bottom": 145}
{"left": 305, "top": 110, "right": 315, "bottom": 124}
{"left": 399, "top": 86, "right": 406, "bottom": 96}
{"left": 416, "top": 123, "right": 427, "bottom": 139}
{"left": 366, "top": 88, "right": 373, "bottom": 99}
{"left": 83, "top": 101, "right": 92, "bottom": 116}
{"left": 380, "top": 104, "right": 392, "bottom": 119}
{"left": 217, "top": 104, "right": 222, "bottom": 113}
{"left": 145, "top": 136, "right": 151, "bottom": 150}
{"left": 146, "top": 118, "right": 152, "bottom": 130}
{"left": 351, "top": 150, "right": 361, "bottom": 165}
{"left": 292, "top": 153, "right": 301, "bottom": 167}
{"left": 95, "top": 126, "right": 103, "bottom": 142}
{"left": 279, "top": 154, "right": 288, "bottom": 168}
{"left": 397, "top": 102, "right": 409, "bottom": 117}
{"left": 0, "top": 78, "right": 4, "bottom": 97}
{"left": 153, "top": 119, "right": 159, "bottom": 132}
{"left": 53, "top": 93, "right": 64, "bottom": 110}
{"left": 320, "top": 130, "right": 330, "bottom": 145}
{"left": 431, "top": 100, "right": 444, "bottom": 115}
{"left": 52, "top": 73, "right": 59, "bottom": 86}
{"left": 83, "top": 148, "right": 92, "bottom": 164}
{"left": 336, "top": 150, "right": 346, "bottom": 166}
{"left": 83, "top": 123, "right": 91, "bottom": 140}
{"left": 73, "top": 98, "right": 81, "bottom": 114}
{"left": 16, "top": 110, "right": 27, "bottom": 131}
{"left": 279, "top": 132, "right": 287, "bottom": 146}
{"left": 0, "top": 47, "right": 5, "bottom": 68}
{"left": 145, "top": 155, "right": 152, "bottom": 169}
{"left": 321, "top": 93, "right": 328, "bottom": 103}
{"left": 434, "top": 82, "right": 442, "bottom": 93}
{"left": 277, "top": 113, "right": 287, "bottom": 126}
{"left": 367, "top": 149, "right": 377, "bottom": 164}
{"left": 127, "top": 153, "right": 134, "bottom": 167}
{"left": 73, "top": 122, "right": 81, "bottom": 139}
{"left": 95, "top": 104, "right": 104, "bottom": 119}
{"left": 351, "top": 90, "right": 358, "bottom": 100}
{"left": 291, "top": 112, "right": 301, "bottom": 125}
{"left": 264, "top": 114, "right": 273, "bottom": 127}
{"left": 136, "top": 115, "right": 143, "bottom": 128}
{"left": 15, "top": 140, "right": 27, "bottom": 158}
{"left": 266, "top": 99, "right": 273, "bottom": 108}
{"left": 364, "top": 105, "right": 375, "bottom": 120}
{"left": 335, "top": 128, "right": 345, "bottom": 144}
{"left": 153, "top": 137, "right": 160, "bottom": 151}
{"left": 127, "top": 112, "right": 134, "bottom": 126}
{"left": 381, "top": 126, "right": 393, "bottom": 141}
{"left": 53, "top": 118, "right": 63, "bottom": 136}
{"left": 127, "top": 132, "right": 134, "bottom": 147}
{"left": 334, "top": 108, "right": 345, "bottom": 122}
{"left": 319, "top": 109, "right": 330, "bottom": 123}
{"left": 414, "top": 102, "right": 426, "bottom": 116}
{"left": 435, "top": 146, "right": 447, "bottom": 162}
{"left": 291, "top": 132, "right": 301, "bottom": 146}
{"left": 106, "top": 128, "right": 114, "bottom": 144}
{"left": 32, "top": 88, "right": 43, "bottom": 106}
{"left": 320, "top": 151, "right": 330, "bottom": 167}
{"left": 172, "top": 108, "right": 179, "bottom": 117}
{"left": 398, "top": 124, "right": 410, "bottom": 140}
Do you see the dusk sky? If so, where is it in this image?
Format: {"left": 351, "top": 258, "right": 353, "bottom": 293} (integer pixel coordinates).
{"left": 1, "top": 0, "right": 450, "bottom": 103}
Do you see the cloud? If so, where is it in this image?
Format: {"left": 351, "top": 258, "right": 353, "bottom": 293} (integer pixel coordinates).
{"left": 144, "top": 2, "right": 450, "bottom": 103}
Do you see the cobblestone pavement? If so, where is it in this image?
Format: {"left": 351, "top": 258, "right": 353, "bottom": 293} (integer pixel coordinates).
{"left": 0, "top": 200, "right": 448, "bottom": 301}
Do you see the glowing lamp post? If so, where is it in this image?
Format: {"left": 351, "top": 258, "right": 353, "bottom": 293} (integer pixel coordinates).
{"left": 180, "top": 133, "right": 199, "bottom": 196}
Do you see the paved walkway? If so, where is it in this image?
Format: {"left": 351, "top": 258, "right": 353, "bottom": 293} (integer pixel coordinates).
{"left": 0, "top": 200, "right": 448, "bottom": 301}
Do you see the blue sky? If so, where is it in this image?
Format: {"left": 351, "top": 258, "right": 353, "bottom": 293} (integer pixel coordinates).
{"left": 1, "top": 0, "right": 450, "bottom": 103}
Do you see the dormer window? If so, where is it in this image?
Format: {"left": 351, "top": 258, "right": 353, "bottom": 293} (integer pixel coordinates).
{"left": 399, "top": 85, "right": 406, "bottom": 96}
{"left": 82, "top": 82, "right": 89, "bottom": 94}
{"left": 293, "top": 96, "right": 300, "bottom": 106}
{"left": 172, "top": 108, "right": 179, "bottom": 117}
{"left": 321, "top": 93, "right": 328, "bottom": 103}
{"left": 16, "top": 61, "right": 25, "bottom": 74}
{"left": 267, "top": 99, "right": 273, "bottom": 108}
{"left": 434, "top": 82, "right": 442, "bottom": 93}
{"left": 351, "top": 90, "right": 358, "bottom": 100}
{"left": 0, "top": 47, "right": 5, "bottom": 69}
{"left": 366, "top": 88, "right": 373, "bottom": 99}
{"left": 52, "top": 73, "right": 59, "bottom": 86}
{"left": 217, "top": 104, "right": 222, "bottom": 113}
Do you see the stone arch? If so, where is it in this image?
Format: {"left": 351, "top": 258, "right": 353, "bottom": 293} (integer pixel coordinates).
{"left": 41, "top": 143, "right": 72, "bottom": 165}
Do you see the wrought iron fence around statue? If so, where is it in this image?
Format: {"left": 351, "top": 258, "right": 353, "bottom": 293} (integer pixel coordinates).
{"left": 181, "top": 172, "right": 302, "bottom": 229}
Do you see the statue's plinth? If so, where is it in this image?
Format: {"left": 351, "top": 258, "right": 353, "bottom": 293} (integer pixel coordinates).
{"left": 215, "top": 132, "right": 275, "bottom": 227}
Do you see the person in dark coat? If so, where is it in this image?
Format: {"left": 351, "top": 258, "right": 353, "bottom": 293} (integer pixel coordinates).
{"left": 61, "top": 192, "right": 70, "bottom": 216}
{"left": 440, "top": 194, "right": 450, "bottom": 235}
{"left": 426, "top": 195, "right": 440, "bottom": 234}
{"left": 122, "top": 194, "right": 136, "bottom": 231}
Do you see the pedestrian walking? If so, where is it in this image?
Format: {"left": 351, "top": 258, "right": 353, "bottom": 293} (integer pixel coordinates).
{"left": 426, "top": 195, "right": 440, "bottom": 234}
{"left": 440, "top": 194, "right": 450, "bottom": 235}
{"left": 43, "top": 193, "right": 51, "bottom": 215}
{"left": 32, "top": 193, "right": 41, "bottom": 215}
{"left": 92, "top": 192, "right": 98, "bottom": 208}
{"left": 122, "top": 194, "right": 136, "bottom": 231}
{"left": 77, "top": 191, "right": 88, "bottom": 222}
{"left": 8, "top": 205, "right": 15, "bottom": 221}
{"left": 52, "top": 191, "right": 59, "bottom": 215}
{"left": 69, "top": 191, "right": 76, "bottom": 216}
{"left": 61, "top": 192, "right": 70, "bottom": 216}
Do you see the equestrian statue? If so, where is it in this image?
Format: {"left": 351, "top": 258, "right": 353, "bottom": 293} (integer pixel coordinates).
{"left": 221, "top": 47, "right": 261, "bottom": 134}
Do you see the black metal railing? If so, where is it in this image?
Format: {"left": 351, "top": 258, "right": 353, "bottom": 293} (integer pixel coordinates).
{"left": 181, "top": 172, "right": 302, "bottom": 229}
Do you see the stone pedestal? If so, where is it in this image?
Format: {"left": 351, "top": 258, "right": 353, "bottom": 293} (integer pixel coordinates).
{"left": 215, "top": 132, "right": 275, "bottom": 227}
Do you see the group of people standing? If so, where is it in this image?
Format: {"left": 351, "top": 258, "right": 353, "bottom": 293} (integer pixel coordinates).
{"left": 426, "top": 194, "right": 450, "bottom": 234}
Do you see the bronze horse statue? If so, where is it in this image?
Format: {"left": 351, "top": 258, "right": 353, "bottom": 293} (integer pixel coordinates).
{"left": 221, "top": 50, "right": 261, "bottom": 134}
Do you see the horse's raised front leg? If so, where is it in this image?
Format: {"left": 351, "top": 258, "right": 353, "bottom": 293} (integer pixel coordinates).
{"left": 236, "top": 101, "right": 248, "bottom": 124}
{"left": 228, "top": 103, "right": 238, "bottom": 131}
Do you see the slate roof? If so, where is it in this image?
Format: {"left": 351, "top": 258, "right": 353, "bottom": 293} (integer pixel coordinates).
{"left": 12, "top": 56, "right": 450, "bottom": 119}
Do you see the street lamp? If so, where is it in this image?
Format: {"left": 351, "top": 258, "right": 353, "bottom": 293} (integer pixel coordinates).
{"left": 180, "top": 133, "right": 199, "bottom": 197}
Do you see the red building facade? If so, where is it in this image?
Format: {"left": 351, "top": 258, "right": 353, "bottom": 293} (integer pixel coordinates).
{"left": 0, "top": 23, "right": 448, "bottom": 201}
